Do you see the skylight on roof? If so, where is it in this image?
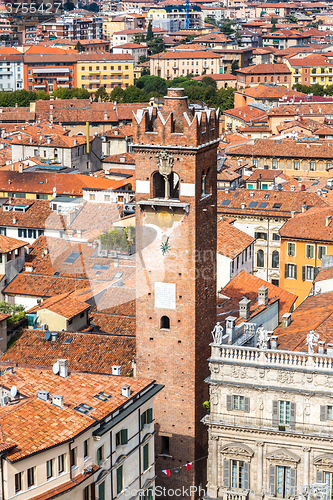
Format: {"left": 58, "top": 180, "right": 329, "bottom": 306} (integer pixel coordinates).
{"left": 114, "top": 272, "right": 123, "bottom": 279}
{"left": 249, "top": 201, "right": 258, "bottom": 208}
{"left": 221, "top": 200, "right": 231, "bottom": 206}
{"left": 92, "top": 264, "right": 101, "bottom": 269}
{"left": 64, "top": 252, "right": 81, "bottom": 265}
{"left": 273, "top": 203, "right": 282, "bottom": 209}
{"left": 234, "top": 192, "right": 239, "bottom": 198}
{"left": 101, "top": 265, "right": 109, "bottom": 271}
{"left": 259, "top": 202, "right": 268, "bottom": 209}
{"left": 63, "top": 337, "right": 73, "bottom": 344}
{"left": 80, "top": 403, "right": 93, "bottom": 410}
{"left": 74, "top": 406, "right": 89, "bottom": 414}
{"left": 264, "top": 193, "right": 269, "bottom": 199}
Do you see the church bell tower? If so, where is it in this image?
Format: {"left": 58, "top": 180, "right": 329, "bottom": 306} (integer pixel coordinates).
{"left": 134, "top": 88, "right": 219, "bottom": 497}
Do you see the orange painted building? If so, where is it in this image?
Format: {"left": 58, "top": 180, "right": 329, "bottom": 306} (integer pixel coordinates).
{"left": 23, "top": 47, "right": 77, "bottom": 93}
{"left": 280, "top": 207, "right": 333, "bottom": 305}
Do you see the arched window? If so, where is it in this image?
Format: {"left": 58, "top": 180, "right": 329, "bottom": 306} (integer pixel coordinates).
{"left": 257, "top": 249, "right": 264, "bottom": 268}
{"left": 272, "top": 250, "right": 279, "bottom": 269}
{"left": 201, "top": 170, "right": 206, "bottom": 195}
{"left": 160, "top": 316, "right": 170, "bottom": 329}
{"left": 152, "top": 171, "right": 179, "bottom": 199}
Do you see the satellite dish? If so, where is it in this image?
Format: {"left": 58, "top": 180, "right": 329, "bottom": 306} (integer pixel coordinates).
{"left": 315, "top": 284, "right": 321, "bottom": 294}
{"left": 52, "top": 362, "right": 59, "bottom": 375}
{"left": 10, "top": 386, "right": 17, "bottom": 398}
{"left": 45, "top": 330, "right": 51, "bottom": 340}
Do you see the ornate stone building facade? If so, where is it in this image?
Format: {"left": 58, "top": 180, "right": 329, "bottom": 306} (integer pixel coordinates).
{"left": 204, "top": 342, "right": 333, "bottom": 500}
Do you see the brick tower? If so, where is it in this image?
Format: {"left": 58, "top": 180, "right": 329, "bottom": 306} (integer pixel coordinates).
{"left": 134, "top": 89, "right": 219, "bottom": 498}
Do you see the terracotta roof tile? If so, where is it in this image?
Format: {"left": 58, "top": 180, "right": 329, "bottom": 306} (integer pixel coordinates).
{"left": 229, "top": 138, "right": 333, "bottom": 160}
{"left": 217, "top": 219, "right": 254, "bottom": 259}
{"left": 274, "top": 292, "right": 333, "bottom": 351}
{"left": 3, "top": 328, "right": 135, "bottom": 376}
{"left": 218, "top": 270, "right": 297, "bottom": 324}
{"left": 0, "top": 234, "right": 28, "bottom": 253}
{"left": 279, "top": 206, "right": 333, "bottom": 242}
{"left": 237, "top": 63, "right": 291, "bottom": 75}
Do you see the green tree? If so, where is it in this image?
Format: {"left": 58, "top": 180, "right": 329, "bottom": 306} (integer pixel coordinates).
{"left": 201, "top": 76, "right": 218, "bottom": 89}
{"left": 270, "top": 17, "right": 278, "bottom": 32}
{"left": 204, "top": 15, "right": 218, "bottom": 27}
{"left": 220, "top": 19, "right": 234, "bottom": 35}
{"left": 75, "top": 41, "right": 85, "bottom": 52}
{"left": 122, "top": 85, "right": 148, "bottom": 103}
{"left": 136, "top": 74, "right": 167, "bottom": 95}
{"left": 88, "top": 2, "right": 99, "bottom": 11}
{"left": 216, "top": 87, "right": 235, "bottom": 112}
{"left": 148, "top": 35, "right": 165, "bottom": 55}
{"left": 109, "top": 86, "right": 125, "bottom": 102}
{"left": 146, "top": 20, "right": 153, "bottom": 41}
{"left": 285, "top": 14, "right": 297, "bottom": 23}
{"left": 36, "top": 90, "right": 50, "bottom": 100}
{"left": 71, "top": 87, "right": 90, "bottom": 99}
{"left": 94, "top": 86, "right": 109, "bottom": 102}
{"left": 138, "top": 55, "right": 149, "bottom": 64}
{"left": 132, "top": 33, "right": 145, "bottom": 44}
{"left": 231, "top": 60, "right": 239, "bottom": 75}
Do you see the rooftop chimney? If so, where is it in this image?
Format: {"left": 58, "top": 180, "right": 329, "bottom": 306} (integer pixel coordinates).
{"left": 318, "top": 340, "right": 325, "bottom": 355}
{"left": 270, "top": 335, "right": 278, "bottom": 350}
{"left": 38, "top": 390, "right": 49, "bottom": 401}
{"left": 52, "top": 395, "right": 63, "bottom": 408}
{"left": 282, "top": 312, "right": 291, "bottom": 328}
{"left": 122, "top": 384, "right": 131, "bottom": 398}
{"left": 226, "top": 316, "right": 237, "bottom": 344}
{"left": 57, "top": 359, "right": 68, "bottom": 378}
{"left": 291, "top": 211, "right": 296, "bottom": 218}
{"left": 302, "top": 205, "right": 307, "bottom": 213}
{"left": 258, "top": 285, "right": 268, "bottom": 306}
{"left": 239, "top": 296, "right": 251, "bottom": 320}
{"left": 326, "top": 215, "right": 332, "bottom": 226}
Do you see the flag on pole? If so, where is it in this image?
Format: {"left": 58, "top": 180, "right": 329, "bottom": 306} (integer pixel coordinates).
{"left": 186, "top": 463, "right": 192, "bottom": 470}
{"left": 162, "top": 470, "right": 171, "bottom": 477}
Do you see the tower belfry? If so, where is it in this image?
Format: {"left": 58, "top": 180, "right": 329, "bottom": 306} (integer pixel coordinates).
{"left": 134, "top": 88, "right": 219, "bottom": 497}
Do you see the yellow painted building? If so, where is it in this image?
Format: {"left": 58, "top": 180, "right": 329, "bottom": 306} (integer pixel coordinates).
{"left": 279, "top": 207, "right": 333, "bottom": 306}
{"left": 76, "top": 53, "right": 134, "bottom": 92}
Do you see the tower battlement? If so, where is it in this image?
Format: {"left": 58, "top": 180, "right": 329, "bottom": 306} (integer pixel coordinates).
{"left": 133, "top": 88, "right": 219, "bottom": 149}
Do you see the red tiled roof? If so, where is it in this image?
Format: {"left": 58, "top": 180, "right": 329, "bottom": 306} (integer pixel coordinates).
{"left": 217, "top": 219, "right": 254, "bottom": 259}
{"left": 237, "top": 63, "right": 291, "bottom": 75}
{"left": 217, "top": 188, "right": 328, "bottom": 218}
{"left": 193, "top": 73, "right": 237, "bottom": 81}
{"left": 150, "top": 50, "right": 219, "bottom": 59}
{"left": 274, "top": 291, "right": 333, "bottom": 351}
{"left": 28, "top": 293, "right": 90, "bottom": 319}
{"left": 0, "top": 234, "right": 28, "bottom": 253}
{"left": 3, "top": 328, "right": 135, "bottom": 376}
{"left": 279, "top": 206, "right": 333, "bottom": 242}
{"left": 218, "top": 270, "right": 297, "bottom": 323}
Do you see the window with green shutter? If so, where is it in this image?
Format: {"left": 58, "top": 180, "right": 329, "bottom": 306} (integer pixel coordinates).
{"left": 117, "top": 465, "right": 123, "bottom": 495}
{"left": 147, "top": 408, "right": 153, "bottom": 423}
{"left": 121, "top": 429, "right": 128, "bottom": 445}
{"left": 99, "top": 481, "right": 105, "bottom": 500}
{"left": 143, "top": 443, "right": 149, "bottom": 471}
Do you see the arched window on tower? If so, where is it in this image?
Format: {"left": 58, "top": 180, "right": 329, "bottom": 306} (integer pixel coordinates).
{"left": 272, "top": 250, "right": 279, "bottom": 269}
{"left": 160, "top": 316, "right": 170, "bottom": 329}
{"left": 257, "top": 249, "right": 264, "bottom": 268}
{"left": 201, "top": 170, "right": 206, "bottom": 195}
{"left": 152, "top": 171, "right": 179, "bottom": 199}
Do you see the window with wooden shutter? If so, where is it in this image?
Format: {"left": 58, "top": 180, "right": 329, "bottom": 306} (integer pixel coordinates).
{"left": 147, "top": 408, "right": 153, "bottom": 423}
{"left": 99, "top": 481, "right": 106, "bottom": 500}
{"left": 244, "top": 397, "right": 250, "bottom": 413}
{"left": 285, "top": 264, "right": 288, "bottom": 279}
{"left": 302, "top": 266, "right": 305, "bottom": 281}
{"left": 272, "top": 400, "right": 279, "bottom": 427}
{"left": 269, "top": 464, "right": 276, "bottom": 495}
{"left": 141, "top": 413, "right": 145, "bottom": 429}
{"left": 117, "top": 465, "right": 123, "bottom": 495}
{"left": 143, "top": 443, "right": 149, "bottom": 471}
{"left": 223, "top": 459, "right": 230, "bottom": 488}
{"left": 290, "top": 402, "right": 296, "bottom": 430}
{"left": 320, "top": 405, "right": 327, "bottom": 421}
{"left": 121, "top": 429, "right": 128, "bottom": 445}
{"left": 243, "top": 462, "right": 250, "bottom": 490}
{"left": 227, "top": 395, "right": 232, "bottom": 411}
{"left": 289, "top": 468, "right": 297, "bottom": 496}
{"left": 317, "top": 470, "right": 324, "bottom": 483}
